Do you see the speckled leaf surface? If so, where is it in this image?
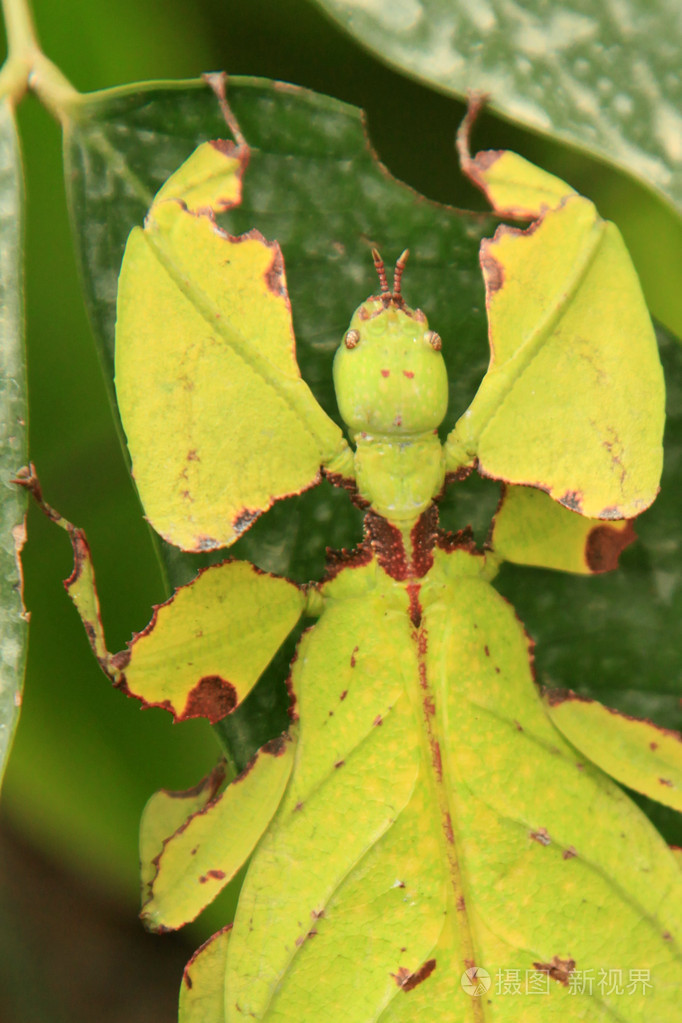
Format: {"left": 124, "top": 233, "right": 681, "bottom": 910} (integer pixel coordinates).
{"left": 218, "top": 549, "right": 681, "bottom": 1021}
{"left": 116, "top": 138, "right": 347, "bottom": 551}
{"left": 310, "top": 0, "right": 682, "bottom": 218}
{"left": 0, "top": 98, "right": 27, "bottom": 788}
{"left": 447, "top": 145, "right": 665, "bottom": 520}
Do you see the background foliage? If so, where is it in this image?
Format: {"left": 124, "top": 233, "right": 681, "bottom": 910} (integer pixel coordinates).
{"left": 1, "top": 1, "right": 680, "bottom": 1020}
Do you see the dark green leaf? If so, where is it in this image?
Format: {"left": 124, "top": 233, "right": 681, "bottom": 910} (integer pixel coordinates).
{"left": 311, "top": 0, "right": 682, "bottom": 218}
{"left": 0, "top": 96, "right": 27, "bottom": 787}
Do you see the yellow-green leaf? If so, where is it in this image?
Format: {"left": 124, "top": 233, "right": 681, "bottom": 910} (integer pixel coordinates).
{"left": 116, "top": 560, "right": 305, "bottom": 723}
{"left": 141, "top": 734, "right": 295, "bottom": 931}
{"left": 115, "top": 140, "right": 349, "bottom": 552}
{"left": 491, "top": 484, "right": 636, "bottom": 574}
{"left": 179, "top": 926, "right": 231, "bottom": 1023}
{"left": 447, "top": 153, "right": 665, "bottom": 521}
{"left": 545, "top": 690, "right": 682, "bottom": 813}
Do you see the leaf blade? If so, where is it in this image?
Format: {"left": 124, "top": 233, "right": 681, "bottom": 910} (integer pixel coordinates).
{"left": 0, "top": 97, "right": 28, "bottom": 788}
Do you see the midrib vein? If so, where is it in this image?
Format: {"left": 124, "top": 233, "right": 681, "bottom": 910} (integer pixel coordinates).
{"left": 411, "top": 619, "right": 487, "bottom": 1023}
{"left": 141, "top": 228, "right": 342, "bottom": 457}
{"left": 463, "top": 212, "right": 607, "bottom": 450}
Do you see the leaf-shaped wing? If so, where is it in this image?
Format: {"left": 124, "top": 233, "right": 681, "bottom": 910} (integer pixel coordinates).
{"left": 219, "top": 551, "right": 681, "bottom": 1021}
{"left": 115, "top": 139, "right": 350, "bottom": 552}
{"left": 447, "top": 148, "right": 665, "bottom": 520}
{"left": 141, "top": 736, "right": 295, "bottom": 931}
{"left": 115, "top": 559, "right": 305, "bottom": 723}
{"left": 545, "top": 690, "right": 682, "bottom": 812}
{"left": 490, "top": 484, "right": 636, "bottom": 574}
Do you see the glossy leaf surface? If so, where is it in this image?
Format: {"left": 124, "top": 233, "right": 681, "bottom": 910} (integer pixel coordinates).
{"left": 0, "top": 98, "right": 27, "bottom": 788}
{"left": 310, "top": 0, "right": 682, "bottom": 218}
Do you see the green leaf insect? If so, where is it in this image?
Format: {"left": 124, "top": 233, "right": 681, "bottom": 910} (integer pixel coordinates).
{"left": 30, "top": 100, "right": 680, "bottom": 1022}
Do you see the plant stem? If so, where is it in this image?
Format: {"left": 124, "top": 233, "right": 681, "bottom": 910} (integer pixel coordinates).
{"left": 0, "top": 0, "right": 80, "bottom": 118}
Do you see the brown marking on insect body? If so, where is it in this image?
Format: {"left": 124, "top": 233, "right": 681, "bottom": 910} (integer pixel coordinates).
{"left": 663, "top": 931, "right": 673, "bottom": 941}
{"left": 480, "top": 243, "right": 504, "bottom": 296}
{"left": 199, "top": 869, "right": 226, "bottom": 884}
{"left": 457, "top": 895, "right": 466, "bottom": 912}
{"left": 400, "top": 959, "right": 437, "bottom": 992}
{"left": 262, "top": 734, "right": 289, "bottom": 757}
{"left": 233, "top": 508, "right": 261, "bottom": 536}
{"left": 660, "top": 778, "right": 673, "bottom": 787}
{"left": 410, "top": 506, "right": 438, "bottom": 578}
{"left": 484, "top": 645, "right": 490, "bottom": 657}
{"left": 563, "top": 846, "right": 577, "bottom": 860}
{"left": 340, "top": 689, "right": 348, "bottom": 701}
{"left": 530, "top": 827, "right": 551, "bottom": 846}
{"left": 373, "top": 715, "right": 383, "bottom": 726}
{"left": 514, "top": 720, "right": 523, "bottom": 731}
{"left": 559, "top": 490, "right": 584, "bottom": 513}
{"left": 191, "top": 847, "right": 198, "bottom": 856}
{"left": 364, "top": 511, "right": 409, "bottom": 581}
{"left": 650, "top": 741, "right": 659, "bottom": 750}
{"left": 334, "top": 759, "right": 345, "bottom": 769}
{"left": 294, "top": 801, "right": 304, "bottom": 812}
{"left": 322, "top": 538, "right": 373, "bottom": 582}
{"left": 186, "top": 449, "right": 200, "bottom": 462}
{"left": 599, "top": 504, "right": 627, "bottom": 520}
{"left": 585, "top": 520, "right": 636, "bottom": 573}
{"left": 183, "top": 675, "right": 238, "bottom": 724}
{"left": 350, "top": 646, "right": 359, "bottom": 668}
{"left": 407, "top": 583, "right": 422, "bottom": 628}
{"left": 533, "top": 956, "right": 576, "bottom": 986}
{"left": 403, "top": 369, "right": 414, "bottom": 379}
{"left": 381, "top": 369, "right": 391, "bottom": 378}
{"left": 435, "top": 525, "right": 477, "bottom": 555}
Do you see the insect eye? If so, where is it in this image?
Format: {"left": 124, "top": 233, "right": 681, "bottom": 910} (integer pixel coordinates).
{"left": 424, "top": 330, "right": 442, "bottom": 351}
{"left": 344, "top": 329, "right": 361, "bottom": 349}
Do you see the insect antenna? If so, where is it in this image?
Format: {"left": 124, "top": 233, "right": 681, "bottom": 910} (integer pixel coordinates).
{"left": 392, "top": 249, "right": 409, "bottom": 306}
{"left": 372, "top": 248, "right": 392, "bottom": 306}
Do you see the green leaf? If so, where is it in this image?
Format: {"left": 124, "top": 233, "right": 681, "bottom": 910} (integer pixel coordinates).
{"left": 544, "top": 689, "right": 682, "bottom": 813}
{"left": 0, "top": 97, "right": 27, "bottom": 789}
{"left": 309, "top": 0, "right": 682, "bottom": 218}
{"left": 447, "top": 145, "right": 665, "bottom": 520}
{"left": 222, "top": 548, "right": 682, "bottom": 1019}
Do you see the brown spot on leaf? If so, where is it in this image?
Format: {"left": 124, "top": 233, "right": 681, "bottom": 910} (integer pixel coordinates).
{"left": 659, "top": 778, "right": 673, "bottom": 787}
{"left": 183, "top": 675, "right": 237, "bottom": 724}
{"left": 533, "top": 956, "right": 576, "bottom": 986}
{"left": 381, "top": 369, "right": 390, "bottom": 378}
{"left": 340, "top": 690, "right": 348, "bottom": 702}
{"left": 585, "top": 520, "right": 636, "bottom": 573}
{"left": 350, "top": 646, "right": 359, "bottom": 668}
{"left": 514, "top": 720, "right": 524, "bottom": 731}
{"left": 186, "top": 449, "right": 200, "bottom": 462}
{"left": 403, "top": 370, "right": 414, "bottom": 378}
{"left": 563, "top": 846, "right": 577, "bottom": 860}
{"left": 484, "top": 645, "right": 490, "bottom": 657}
{"left": 334, "top": 759, "right": 345, "bottom": 769}
{"left": 373, "top": 715, "right": 383, "bottom": 726}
